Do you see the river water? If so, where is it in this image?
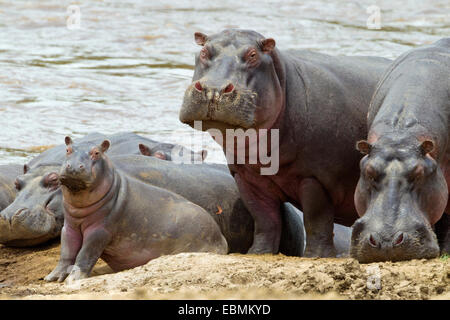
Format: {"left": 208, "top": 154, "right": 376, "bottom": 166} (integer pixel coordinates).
{"left": 0, "top": 0, "right": 448, "bottom": 165}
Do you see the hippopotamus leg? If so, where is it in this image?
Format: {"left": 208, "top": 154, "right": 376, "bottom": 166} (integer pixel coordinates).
{"left": 279, "top": 203, "right": 305, "bottom": 257}
{"left": 435, "top": 214, "right": 449, "bottom": 255}
{"left": 298, "top": 178, "right": 336, "bottom": 257}
{"left": 44, "top": 225, "right": 83, "bottom": 282}
{"left": 233, "top": 173, "right": 281, "bottom": 254}
{"left": 280, "top": 203, "right": 352, "bottom": 257}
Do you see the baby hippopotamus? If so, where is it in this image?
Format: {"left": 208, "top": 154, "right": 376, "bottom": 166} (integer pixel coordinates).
{"left": 45, "top": 137, "right": 226, "bottom": 282}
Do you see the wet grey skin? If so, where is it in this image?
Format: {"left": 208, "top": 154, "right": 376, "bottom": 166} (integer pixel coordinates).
{"left": 179, "top": 29, "right": 391, "bottom": 257}
{"left": 45, "top": 138, "right": 226, "bottom": 282}
{"left": 0, "top": 132, "right": 202, "bottom": 247}
{"left": 353, "top": 38, "right": 450, "bottom": 262}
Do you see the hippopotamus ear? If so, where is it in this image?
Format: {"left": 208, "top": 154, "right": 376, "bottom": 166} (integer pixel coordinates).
{"left": 65, "top": 136, "right": 73, "bottom": 146}
{"left": 260, "top": 38, "right": 276, "bottom": 54}
{"left": 420, "top": 140, "right": 435, "bottom": 156}
{"left": 194, "top": 32, "right": 208, "bottom": 46}
{"left": 100, "top": 140, "right": 110, "bottom": 153}
{"left": 23, "top": 164, "right": 30, "bottom": 174}
{"left": 356, "top": 140, "right": 372, "bottom": 155}
{"left": 138, "top": 144, "right": 151, "bottom": 156}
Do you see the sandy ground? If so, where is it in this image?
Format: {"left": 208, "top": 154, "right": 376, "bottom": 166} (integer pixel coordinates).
{"left": 0, "top": 242, "right": 448, "bottom": 300}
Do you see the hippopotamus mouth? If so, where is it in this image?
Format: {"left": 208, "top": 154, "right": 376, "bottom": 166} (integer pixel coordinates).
{"left": 188, "top": 119, "right": 248, "bottom": 132}
{"left": 180, "top": 82, "right": 257, "bottom": 130}
{"left": 43, "top": 190, "right": 59, "bottom": 215}
{"left": 59, "top": 174, "right": 89, "bottom": 192}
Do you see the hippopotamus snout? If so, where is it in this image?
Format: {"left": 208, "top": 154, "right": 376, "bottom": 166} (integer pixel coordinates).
{"left": 351, "top": 217, "right": 440, "bottom": 263}
{"left": 62, "top": 161, "right": 86, "bottom": 175}
{"left": 180, "top": 79, "right": 255, "bottom": 129}
{"left": 193, "top": 80, "right": 235, "bottom": 97}
{"left": 0, "top": 204, "right": 59, "bottom": 246}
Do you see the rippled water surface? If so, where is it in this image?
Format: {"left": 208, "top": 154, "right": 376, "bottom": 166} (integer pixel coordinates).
{"left": 0, "top": 0, "right": 449, "bottom": 165}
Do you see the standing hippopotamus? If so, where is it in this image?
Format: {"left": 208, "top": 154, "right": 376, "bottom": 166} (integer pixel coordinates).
{"left": 352, "top": 38, "right": 450, "bottom": 262}
{"left": 0, "top": 132, "right": 203, "bottom": 246}
{"left": 179, "top": 29, "right": 390, "bottom": 256}
{"left": 45, "top": 137, "right": 226, "bottom": 282}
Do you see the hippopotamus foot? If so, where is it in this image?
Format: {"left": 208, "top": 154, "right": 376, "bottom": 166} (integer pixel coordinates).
{"left": 247, "top": 232, "right": 280, "bottom": 254}
{"left": 299, "top": 178, "right": 337, "bottom": 258}
{"left": 44, "top": 263, "right": 74, "bottom": 282}
{"left": 304, "top": 241, "right": 336, "bottom": 258}
{"left": 65, "top": 268, "right": 89, "bottom": 283}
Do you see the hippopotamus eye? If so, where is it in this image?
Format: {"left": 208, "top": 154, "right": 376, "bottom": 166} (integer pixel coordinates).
{"left": 44, "top": 173, "right": 60, "bottom": 190}
{"left": 245, "top": 48, "right": 259, "bottom": 67}
{"left": 365, "top": 165, "right": 378, "bottom": 182}
{"left": 66, "top": 147, "right": 72, "bottom": 155}
{"left": 409, "top": 165, "right": 424, "bottom": 181}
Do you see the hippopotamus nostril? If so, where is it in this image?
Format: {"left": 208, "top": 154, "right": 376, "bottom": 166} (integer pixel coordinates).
{"left": 194, "top": 81, "right": 203, "bottom": 92}
{"left": 222, "top": 83, "right": 235, "bottom": 94}
{"left": 393, "top": 232, "right": 405, "bottom": 246}
{"left": 368, "top": 234, "right": 378, "bottom": 248}
{"left": 79, "top": 164, "right": 84, "bottom": 170}
{"left": 66, "top": 163, "right": 71, "bottom": 169}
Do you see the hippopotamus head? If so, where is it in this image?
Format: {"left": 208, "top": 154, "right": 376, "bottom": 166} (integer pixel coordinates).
{"left": 352, "top": 134, "right": 444, "bottom": 262}
{"left": 59, "top": 137, "right": 111, "bottom": 194}
{"left": 179, "top": 29, "right": 283, "bottom": 132}
{"left": 0, "top": 164, "right": 63, "bottom": 246}
{"left": 138, "top": 143, "right": 207, "bottom": 162}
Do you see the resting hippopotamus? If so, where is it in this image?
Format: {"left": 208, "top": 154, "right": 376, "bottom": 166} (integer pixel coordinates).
{"left": 0, "top": 132, "right": 203, "bottom": 246}
{"left": 45, "top": 137, "right": 226, "bottom": 282}
{"left": 0, "top": 136, "right": 306, "bottom": 256}
{"left": 353, "top": 38, "right": 450, "bottom": 262}
{"left": 27, "top": 132, "right": 203, "bottom": 168}
{"left": 139, "top": 142, "right": 207, "bottom": 162}
{"left": 0, "top": 164, "right": 22, "bottom": 211}
{"left": 179, "top": 29, "right": 391, "bottom": 256}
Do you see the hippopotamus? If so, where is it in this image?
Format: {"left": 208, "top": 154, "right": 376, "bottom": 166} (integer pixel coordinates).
{"left": 0, "top": 132, "right": 203, "bottom": 246}
{"left": 27, "top": 132, "right": 203, "bottom": 168}
{"left": 0, "top": 135, "right": 306, "bottom": 256}
{"left": 45, "top": 137, "right": 226, "bottom": 282}
{"left": 138, "top": 142, "right": 207, "bottom": 162}
{"left": 0, "top": 164, "right": 22, "bottom": 211}
{"left": 352, "top": 38, "right": 450, "bottom": 262}
{"left": 179, "top": 29, "right": 391, "bottom": 256}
